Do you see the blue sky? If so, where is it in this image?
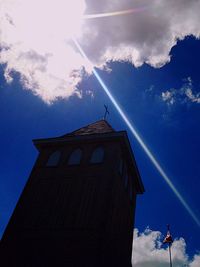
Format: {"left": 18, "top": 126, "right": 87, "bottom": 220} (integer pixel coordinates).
{"left": 1, "top": 0, "right": 200, "bottom": 265}
{"left": 1, "top": 36, "right": 200, "bottom": 260}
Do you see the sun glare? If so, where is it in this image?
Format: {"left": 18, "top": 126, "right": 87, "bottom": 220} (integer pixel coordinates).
{"left": 6, "top": 0, "right": 85, "bottom": 51}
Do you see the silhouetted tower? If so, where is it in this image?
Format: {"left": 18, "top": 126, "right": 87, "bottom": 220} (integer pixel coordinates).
{"left": 0, "top": 120, "right": 144, "bottom": 267}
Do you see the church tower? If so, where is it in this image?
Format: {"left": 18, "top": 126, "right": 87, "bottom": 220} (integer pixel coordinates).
{"left": 0, "top": 120, "right": 144, "bottom": 267}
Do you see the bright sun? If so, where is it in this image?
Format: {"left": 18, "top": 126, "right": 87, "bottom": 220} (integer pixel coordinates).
{"left": 6, "top": 0, "right": 86, "bottom": 51}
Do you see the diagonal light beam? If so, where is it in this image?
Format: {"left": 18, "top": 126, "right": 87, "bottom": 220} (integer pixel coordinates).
{"left": 73, "top": 38, "right": 200, "bottom": 227}
{"left": 83, "top": 8, "right": 147, "bottom": 19}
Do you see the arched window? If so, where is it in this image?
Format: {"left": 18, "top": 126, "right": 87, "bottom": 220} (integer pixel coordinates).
{"left": 90, "top": 147, "right": 104, "bottom": 164}
{"left": 67, "top": 149, "right": 82, "bottom": 165}
{"left": 46, "top": 151, "right": 61, "bottom": 167}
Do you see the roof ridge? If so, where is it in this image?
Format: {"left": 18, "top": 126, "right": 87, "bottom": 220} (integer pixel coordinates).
{"left": 61, "top": 119, "right": 115, "bottom": 137}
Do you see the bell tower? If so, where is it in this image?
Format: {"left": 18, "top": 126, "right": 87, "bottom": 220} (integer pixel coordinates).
{"left": 0, "top": 120, "right": 144, "bottom": 267}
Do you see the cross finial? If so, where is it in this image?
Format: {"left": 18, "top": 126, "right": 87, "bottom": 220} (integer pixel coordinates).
{"left": 103, "top": 105, "right": 109, "bottom": 120}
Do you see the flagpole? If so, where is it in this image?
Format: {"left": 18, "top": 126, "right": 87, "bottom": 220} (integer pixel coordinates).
{"left": 168, "top": 243, "right": 172, "bottom": 267}
{"left": 163, "top": 224, "right": 173, "bottom": 267}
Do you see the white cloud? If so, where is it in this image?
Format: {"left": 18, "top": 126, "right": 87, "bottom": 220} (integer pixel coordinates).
{"left": 0, "top": 0, "right": 200, "bottom": 102}
{"left": 161, "top": 91, "right": 175, "bottom": 105}
{"left": 161, "top": 77, "right": 200, "bottom": 105}
{"left": 185, "top": 88, "right": 200, "bottom": 104}
{"left": 0, "top": 0, "right": 91, "bottom": 103}
{"left": 132, "top": 228, "right": 199, "bottom": 267}
{"left": 190, "top": 254, "right": 200, "bottom": 267}
{"left": 83, "top": 0, "right": 200, "bottom": 67}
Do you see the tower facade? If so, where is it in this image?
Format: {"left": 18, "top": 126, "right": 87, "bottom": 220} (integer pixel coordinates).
{"left": 0, "top": 120, "right": 144, "bottom": 267}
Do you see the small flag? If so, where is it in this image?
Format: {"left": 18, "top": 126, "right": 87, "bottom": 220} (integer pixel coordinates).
{"left": 163, "top": 225, "right": 173, "bottom": 244}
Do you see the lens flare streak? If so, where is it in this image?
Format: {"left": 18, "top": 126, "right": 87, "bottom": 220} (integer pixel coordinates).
{"left": 73, "top": 38, "right": 200, "bottom": 227}
{"left": 83, "top": 8, "right": 147, "bottom": 19}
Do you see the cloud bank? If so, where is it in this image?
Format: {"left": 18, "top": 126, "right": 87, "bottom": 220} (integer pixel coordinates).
{"left": 132, "top": 228, "right": 200, "bottom": 267}
{"left": 0, "top": 0, "right": 200, "bottom": 102}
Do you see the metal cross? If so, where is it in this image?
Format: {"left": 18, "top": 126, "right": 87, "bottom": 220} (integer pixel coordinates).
{"left": 103, "top": 105, "right": 109, "bottom": 120}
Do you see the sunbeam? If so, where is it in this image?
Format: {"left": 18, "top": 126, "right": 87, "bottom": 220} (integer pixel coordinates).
{"left": 73, "top": 38, "right": 200, "bottom": 227}
{"left": 83, "top": 8, "right": 147, "bottom": 19}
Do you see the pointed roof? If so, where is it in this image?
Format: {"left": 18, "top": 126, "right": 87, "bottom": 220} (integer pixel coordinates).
{"left": 62, "top": 120, "right": 114, "bottom": 137}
